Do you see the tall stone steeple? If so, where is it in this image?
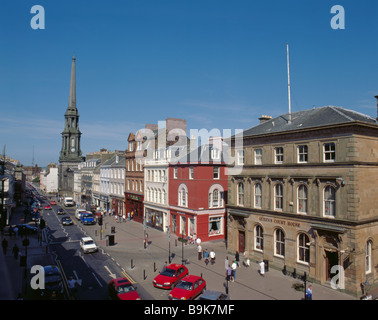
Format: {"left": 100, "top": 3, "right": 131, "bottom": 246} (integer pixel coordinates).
{"left": 59, "top": 56, "right": 84, "bottom": 162}
{"left": 58, "top": 56, "right": 84, "bottom": 197}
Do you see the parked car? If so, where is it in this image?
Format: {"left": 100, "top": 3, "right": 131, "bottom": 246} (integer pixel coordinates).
{"left": 39, "top": 265, "right": 63, "bottom": 300}
{"left": 50, "top": 200, "right": 57, "bottom": 205}
{"left": 198, "top": 290, "right": 230, "bottom": 300}
{"left": 80, "top": 236, "right": 98, "bottom": 253}
{"left": 108, "top": 278, "right": 141, "bottom": 300}
{"left": 61, "top": 217, "right": 73, "bottom": 226}
{"left": 44, "top": 205, "right": 52, "bottom": 210}
{"left": 80, "top": 212, "right": 96, "bottom": 225}
{"left": 153, "top": 264, "right": 189, "bottom": 289}
{"left": 57, "top": 208, "right": 65, "bottom": 215}
{"left": 15, "top": 224, "right": 38, "bottom": 235}
{"left": 168, "top": 275, "right": 206, "bottom": 300}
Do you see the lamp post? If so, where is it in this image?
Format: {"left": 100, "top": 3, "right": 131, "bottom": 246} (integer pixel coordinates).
{"left": 166, "top": 226, "right": 171, "bottom": 264}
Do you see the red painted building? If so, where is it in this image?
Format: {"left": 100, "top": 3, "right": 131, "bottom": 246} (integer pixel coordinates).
{"left": 168, "top": 144, "right": 228, "bottom": 243}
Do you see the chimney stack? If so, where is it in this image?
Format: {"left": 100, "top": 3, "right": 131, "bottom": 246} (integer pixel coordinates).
{"left": 375, "top": 95, "right": 378, "bottom": 121}
{"left": 259, "top": 115, "right": 272, "bottom": 124}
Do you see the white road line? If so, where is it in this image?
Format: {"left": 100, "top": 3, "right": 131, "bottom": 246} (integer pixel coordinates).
{"left": 92, "top": 272, "right": 103, "bottom": 287}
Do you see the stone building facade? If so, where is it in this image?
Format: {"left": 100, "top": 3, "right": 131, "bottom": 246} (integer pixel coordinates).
{"left": 226, "top": 106, "right": 378, "bottom": 296}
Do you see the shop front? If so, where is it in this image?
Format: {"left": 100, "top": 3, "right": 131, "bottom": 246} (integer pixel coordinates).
{"left": 145, "top": 205, "right": 168, "bottom": 231}
{"left": 125, "top": 193, "right": 144, "bottom": 223}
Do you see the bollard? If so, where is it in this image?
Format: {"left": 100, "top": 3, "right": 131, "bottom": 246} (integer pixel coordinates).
{"left": 154, "top": 262, "right": 156, "bottom": 272}
{"left": 143, "top": 269, "right": 146, "bottom": 280}
{"left": 131, "top": 259, "right": 134, "bottom": 269}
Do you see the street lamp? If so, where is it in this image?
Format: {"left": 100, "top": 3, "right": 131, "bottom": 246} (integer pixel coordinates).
{"left": 181, "top": 230, "right": 186, "bottom": 265}
{"left": 166, "top": 226, "right": 171, "bottom": 264}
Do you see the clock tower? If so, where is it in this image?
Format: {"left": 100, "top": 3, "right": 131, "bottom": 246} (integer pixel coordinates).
{"left": 58, "top": 56, "right": 85, "bottom": 197}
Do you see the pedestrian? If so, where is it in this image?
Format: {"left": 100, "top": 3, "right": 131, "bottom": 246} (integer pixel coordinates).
{"left": 12, "top": 244, "right": 19, "bottom": 260}
{"left": 2, "top": 238, "right": 8, "bottom": 255}
{"left": 306, "top": 285, "right": 313, "bottom": 300}
{"left": 67, "top": 276, "right": 77, "bottom": 297}
{"left": 122, "top": 213, "right": 126, "bottom": 222}
{"left": 231, "top": 260, "right": 237, "bottom": 281}
{"left": 204, "top": 249, "right": 209, "bottom": 265}
{"left": 145, "top": 233, "right": 149, "bottom": 247}
{"left": 115, "top": 215, "right": 118, "bottom": 223}
{"left": 227, "top": 264, "right": 233, "bottom": 282}
{"left": 259, "top": 260, "right": 265, "bottom": 277}
{"left": 197, "top": 244, "right": 202, "bottom": 260}
{"left": 235, "top": 251, "right": 240, "bottom": 267}
{"left": 131, "top": 211, "right": 134, "bottom": 220}
{"left": 127, "top": 212, "right": 130, "bottom": 221}
{"left": 14, "top": 226, "right": 19, "bottom": 237}
{"left": 210, "top": 249, "right": 216, "bottom": 265}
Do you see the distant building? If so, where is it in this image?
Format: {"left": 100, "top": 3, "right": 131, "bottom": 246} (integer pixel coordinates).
{"left": 40, "top": 163, "right": 58, "bottom": 194}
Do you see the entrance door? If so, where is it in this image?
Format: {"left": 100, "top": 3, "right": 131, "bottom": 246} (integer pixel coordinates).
{"left": 325, "top": 250, "right": 339, "bottom": 280}
{"left": 238, "top": 231, "right": 245, "bottom": 253}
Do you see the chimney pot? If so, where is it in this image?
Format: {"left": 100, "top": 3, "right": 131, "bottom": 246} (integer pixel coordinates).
{"left": 259, "top": 115, "right": 272, "bottom": 124}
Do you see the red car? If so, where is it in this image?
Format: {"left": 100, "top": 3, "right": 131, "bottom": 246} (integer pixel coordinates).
{"left": 168, "top": 275, "right": 206, "bottom": 300}
{"left": 44, "top": 205, "right": 52, "bottom": 210}
{"left": 153, "top": 264, "right": 188, "bottom": 289}
{"left": 108, "top": 278, "right": 141, "bottom": 300}
{"left": 50, "top": 201, "right": 57, "bottom": 205}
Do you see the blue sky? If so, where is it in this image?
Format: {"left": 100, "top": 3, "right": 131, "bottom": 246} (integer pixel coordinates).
{"left": 1, "top": 0, "right": 378, "bottom": 167}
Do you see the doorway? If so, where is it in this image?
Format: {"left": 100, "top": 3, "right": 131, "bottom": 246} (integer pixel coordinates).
{"left": 238, "top": 231, "right": 245, "bottom": 253}
{"left": 325, "top": 250, "right": 339, "bottom": 281}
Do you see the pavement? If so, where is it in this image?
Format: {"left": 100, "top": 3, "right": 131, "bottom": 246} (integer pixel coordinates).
{"left": 0, "top": 203, "right": 360, "bottom": 300}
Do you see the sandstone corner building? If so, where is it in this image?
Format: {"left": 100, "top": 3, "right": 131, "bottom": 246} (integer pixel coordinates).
{"left": 226, "top": 106, "right": 378, "bottom": 297}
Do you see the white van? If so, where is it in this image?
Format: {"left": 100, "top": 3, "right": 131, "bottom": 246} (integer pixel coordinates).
{"left": 63, "top": 197, "right": 75, "bottom": 207}
{"left": 80, "top": 236, "right": 98, "bottom": 254}
{"left": 75, "top": 208, "right": 87, "bottom": 220}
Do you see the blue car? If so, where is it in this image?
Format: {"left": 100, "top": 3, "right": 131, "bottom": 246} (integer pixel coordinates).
{"left": 80, "top": 212, "right": 95, "bottom": 225}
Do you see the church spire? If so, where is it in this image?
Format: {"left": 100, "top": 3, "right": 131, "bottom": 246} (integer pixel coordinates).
{"left": 68, "top": 55, "right": 76, "bottom": 110}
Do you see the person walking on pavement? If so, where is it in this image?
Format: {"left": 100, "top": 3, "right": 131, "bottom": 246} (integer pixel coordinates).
{"left": 203, "top": 249, "right": 209, "bottom": 265}
{"left": 12, "top": 244, "right": 19, "bottom": 260}
{"left": 197, "top": 243, "right": 202, "bottom": 260}
{"left": 231, "top": 260, "right": 237, "bottom": 281}
{"left": 210, "top": 249, "right": 216, "bottom": 265}
{"left": 235, "top": 251, "right": 240, "bottom": 267}
{"left": 67, "top": 276, "right": 78, "bottom": 297}
{"left": 306, "top": 285, "right": 313, "bottom": 300}
{"left": 2, "top": 238, "right": 8, "bottom": 255}
{"left": 259, "top": 260, "right": 265, "bottom": 277}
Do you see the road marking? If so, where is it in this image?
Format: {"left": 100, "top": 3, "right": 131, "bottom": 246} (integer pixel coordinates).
{"left": 92, "top": 272, "right": 103, "bottom": 287}
{"left": 73, "top": 270, "right": 83, "bottom": 286}
{"left": 104, "top": 266, "right": 116, "bottom": 279}
{"left": 122, "top": 270, "right": 136, "bottom": 284}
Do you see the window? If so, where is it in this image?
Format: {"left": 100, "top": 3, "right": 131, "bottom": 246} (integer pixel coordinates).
{"left": 298, "top": 145, "right": 308, "bottom": 163}
{"left": 324, "top": 186, "right": 336, "bottom": 217}
{"left": 298, "top": 233, "right": 310, "bottom": 263}
{"left": 254, "top": 183, "right": 262, "bottom": 209}
{"left": 213, "top": 167, "right": 220, "bottom": 179}
{"left": 178, "top": 185, "right": 188, "bottom": 207}
{"left": 255, "top": 225, "right": 264, "bottom": 251}
{"left": 275, "top": 229, "right": 285, "bottom": 257}
{"left": 237, "top": 150, "right": 244, "bottom": 165}
{"left": 254, "top": 149, "right": 262, "bottom": 165}
{"left": 189, "top": 167, "right": 194, "bottom": 179}
{"left": 275, "top": 147, "right": 284, "bottom": 164}
{"left": 129, "top": 141, "right": 133, "bottom": 151}
{"left": 324, "top": 142, "right": 336, "bottom": 162}
{"left": 274, "top": 184, "right": 283, "bottom": 211}
{"left": 366, "top": 241, "right": 372, "bottom": 274}
{"left": 297, "top": 185, "right": 308, "bottom": 214}
{"left": 209, "top": 217, "right": 222, "bottom": 236}
{"left": 237, "top": 182, "right": 244, "bottom": 206}
{"left": 174, "top": 167, "right": 178, "bottom": 179}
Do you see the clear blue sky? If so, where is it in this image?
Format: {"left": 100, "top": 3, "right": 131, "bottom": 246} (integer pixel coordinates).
{"left": 1, "top": 0, "right": 378, "bottom": 167}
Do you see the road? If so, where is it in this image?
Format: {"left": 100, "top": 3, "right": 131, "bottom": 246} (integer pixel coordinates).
{"left": 41, "top": 202, "right": 156, "bottom": 300}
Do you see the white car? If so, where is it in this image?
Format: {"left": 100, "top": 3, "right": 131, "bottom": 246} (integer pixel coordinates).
{"left": 75, "top": 208, "right": 87, "bottom": 220}
{"left": 80, "top": 237, "right": 98, "bottom": 253}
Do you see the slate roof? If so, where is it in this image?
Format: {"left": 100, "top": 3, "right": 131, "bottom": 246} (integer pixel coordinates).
{"left": 242, "top": 106, "right": 377, "bottom": 137}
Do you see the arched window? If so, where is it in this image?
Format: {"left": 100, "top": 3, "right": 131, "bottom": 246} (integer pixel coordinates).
{"left": 254, "top": 183, "right": 262, "bottom": 208}
{"left": 178, "top": 184, "right": 188, "bottom": 207}
{"left": 237, "top": 182, "right": 244, "bottom": 206}
{"left": 208, "top": 184, "right": 224, "bottom": 208}
{"left": 274, "top": 183, "right": 283, "bottom": 211}
{"left": 366, "top": 240, "right": 373, "bottom": 274}
{"left": 324, "top": 185, "right": 336, "bottom": 217}
{"left": 254, "top": 225, "right": 264, "bottom": 251}
{"left": 298, "top": 185, "right": 308, "bottom": 214}
{"left": 274, "top": 229, "right": 285, "bottom": 257}
{"left": 298, "top": 233, "right": 310, "bottom": 263}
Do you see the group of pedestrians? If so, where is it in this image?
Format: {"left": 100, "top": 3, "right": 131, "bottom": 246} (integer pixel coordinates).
{"left": 2, "top": 237, "right": 21, "bottom": 260}
{"left": 197, "top": 243, "right": 216, "bottom": 266}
